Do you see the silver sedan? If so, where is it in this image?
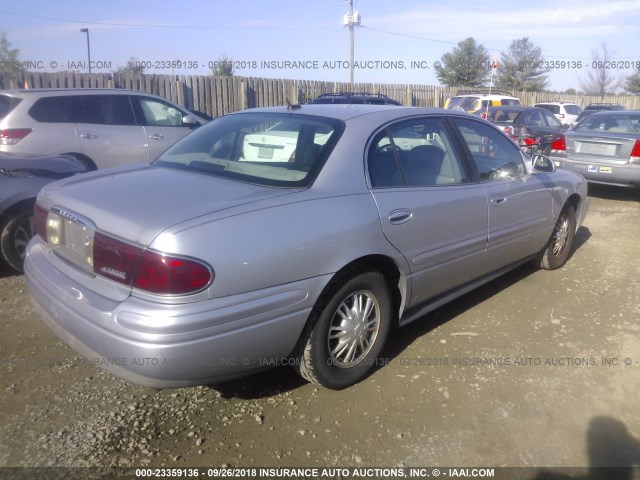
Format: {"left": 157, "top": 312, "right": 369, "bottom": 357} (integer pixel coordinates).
{"left": 25, "top": 105, "right": 590, "bottom": 390}
{"left": 550, "top": 110, "right": 640, "bottom": 188}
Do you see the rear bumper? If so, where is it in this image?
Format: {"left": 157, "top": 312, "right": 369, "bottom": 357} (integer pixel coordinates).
{"left": 551, "top": 156, "right": 640, "bottom": 188}
{"left": 25, "top": 241, "right": 328, "bottom": 389}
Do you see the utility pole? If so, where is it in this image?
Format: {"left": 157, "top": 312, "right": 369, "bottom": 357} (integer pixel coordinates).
{"left": 80, "top": 28, "right": 92, "bottom": 74}
{"left": 342, "top": 0, "right": 360, "bottom": 87}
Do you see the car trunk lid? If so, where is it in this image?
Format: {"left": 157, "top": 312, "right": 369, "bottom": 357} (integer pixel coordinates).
{"left": 565, "top": 132, "right": 638, "bottom": 165}
{"left": 39, "top": 164, "right": 300, "bottom": 248}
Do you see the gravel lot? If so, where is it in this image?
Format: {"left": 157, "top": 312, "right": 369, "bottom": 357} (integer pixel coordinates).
{"left": 1, "top": 184, "right": 639, "bottom": 477}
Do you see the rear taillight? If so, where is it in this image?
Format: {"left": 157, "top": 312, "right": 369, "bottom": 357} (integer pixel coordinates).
{"left": 630, "top": 140, "right": 640, "bottom": 165}
{"left": 503, "top": 126, "right": 513, "bottom": 135}
{"left": 133, "top": 250, "right": 212, "bottom": 294}
{"left": 34, "top": 204, "right": 212, "bottom": 295}
{"left": 93, "top": 232, "right": 212, "bottom": 295}
{"left": 0, "top": 128, "right": 32, "bottom": 145}
{"left": 551, "top": 136, "right": 566, "bottom": 151}
{"left": 523, "top": 137, "right": 538, "bottom": 146}
{"left": 93, "top": 232, "right": 140, "bottom": 286}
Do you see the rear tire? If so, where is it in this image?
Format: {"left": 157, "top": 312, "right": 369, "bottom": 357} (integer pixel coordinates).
{"left": 295, "top": 269, "right": 393, "bottom": 390}
{"left": 537, "top": 204, "right": 576, "bottom": 270}
{"left": 0, "top": 205, "right": 36, "bottom": 272}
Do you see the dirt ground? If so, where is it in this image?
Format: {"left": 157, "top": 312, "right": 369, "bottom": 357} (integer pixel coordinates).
{"left": 1, "top": 184, "right": 639, "bottom": 478}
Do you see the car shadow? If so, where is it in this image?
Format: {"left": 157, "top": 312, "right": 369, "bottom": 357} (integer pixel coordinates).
{"left": 0, "top": 262, "right": 20, "bottom": 278}
{"left": 531, "top": 416, "right": 640, "bottom": 480}
{"left": 208, "top": 365, "right": 307, "bottom": 400}
{"left": 588, "top": 184, "right": 640, "bottom": 202}
{"left": 573, "top": 226, "right": 592, "bottom": 252}
{"left": 383, "top": 261, "right": 540, "bottom": 362}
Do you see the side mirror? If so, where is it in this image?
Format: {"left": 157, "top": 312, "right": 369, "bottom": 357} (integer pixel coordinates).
{"left": 531, "top": 154, "right": 555, "bottom": 173}
{"left": 182, "top": 114, "right": 201, "bottom": 128}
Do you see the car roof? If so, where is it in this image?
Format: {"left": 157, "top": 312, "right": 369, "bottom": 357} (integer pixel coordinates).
{"left": 482, "top": 106, "right": 540, "bottom": 112}
{"left": 3, "top": 88, "right": 133, "bottom": 93}
{"left": 534, "top": 101, "right": 579, "bottom": 106}
{"left": 0, "top": 88, "right": 165, "bottom": 98}
{"left": 228, "top": 104, "right": 465, "bottom": 122}
{"left": 586, "top": 110, "right": 640, "bottom": 116}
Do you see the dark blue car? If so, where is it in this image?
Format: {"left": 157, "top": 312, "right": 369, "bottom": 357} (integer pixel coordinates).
{"left": 0, "top": 153, "right": 87, "bottom": 271}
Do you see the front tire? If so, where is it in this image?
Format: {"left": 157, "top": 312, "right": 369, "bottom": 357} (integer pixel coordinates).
{"left": 537, "top": 204, "right": 576, "bottom": 270}
{"left": 295, "top": 269, "right": 393, "bottom": 390}
{"left": 0, "top": 205, "right": 36, "bottom": 272}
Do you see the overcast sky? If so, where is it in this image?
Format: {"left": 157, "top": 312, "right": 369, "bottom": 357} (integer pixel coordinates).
{"left": 4, "top": 0, "right": 640, "bottom": 91}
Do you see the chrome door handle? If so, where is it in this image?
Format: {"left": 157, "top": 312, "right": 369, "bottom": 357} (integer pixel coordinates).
{"left": 79, "top": 133, "right": 97, "bottom": 139}
{"left": 149, "top": 134, "right": 165, "bottom": 140}
{"left": 491, "top": 196, "right": 507, "bottom": 206}
{"left": 388, "top": 209, "right": 413, "bottom": 225}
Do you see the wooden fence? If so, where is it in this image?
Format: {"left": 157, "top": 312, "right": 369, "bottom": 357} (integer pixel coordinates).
{"left": 2, "top": 71, "right": 639, "bottom": 116}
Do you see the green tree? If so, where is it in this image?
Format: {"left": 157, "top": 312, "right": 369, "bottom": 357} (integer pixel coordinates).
{"left": 435, "top": 38, "right": 490, "bottom": 87}
{"left": 211, "top": 54, "right": 234, "bottom": 76}
{"left": 115, "top": 57, "right": 145, "bottom": 75}
{"left": 624, "top": 67, "right": 640, "bottom": 94}
{"left": 0, "top": 32, "right": 22, "bottom": 73}
{"left": 495, "top": 37, "right": 549, "bottom": 92}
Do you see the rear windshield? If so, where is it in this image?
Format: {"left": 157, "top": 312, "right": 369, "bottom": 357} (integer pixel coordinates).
{"left": 501, "top": 99, "right": 520, "bottom": 106}
{"left": 446, "top": 96, "right": 479, "bottom": 111}
{"left": 486, "top": 109, "right": 520, "bottom": 124}
{"left": 154, "top": 113, "right": 344, "bottom": 188}
{"left": 0, "top": 95, "right": 21, "bottom": 119}
{"left": 536, "top": 104, "right": 559, "bottom": 114}
{"left": 574, "top": 114, "right": 640, "bottom": 134}
{"left": 564, "top": 105, "right": 582, "bottom": 115}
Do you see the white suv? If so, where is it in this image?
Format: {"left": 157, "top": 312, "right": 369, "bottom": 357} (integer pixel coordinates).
{"left": 534, "top": 102, "right": 582, "bottom": 127}
{"left": 0, "top": 89, "right": 206, "bottom": 170}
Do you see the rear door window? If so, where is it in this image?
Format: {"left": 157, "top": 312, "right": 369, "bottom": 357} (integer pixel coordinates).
{"left": 368, "top": 117, "right": 467, "bottom": 187}
{"left": 28, "top": 96, "right": 80, "bottom": 123}
{"left": 79, "top": 95, "right": 137, "bottom": 125}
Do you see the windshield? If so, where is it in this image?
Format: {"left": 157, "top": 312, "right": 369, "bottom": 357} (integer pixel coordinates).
{"left": 154, "top": 113, "right": 344, "bottom": 187}
{"left": 574, "top": 114, "right": 640, "bottom": 134}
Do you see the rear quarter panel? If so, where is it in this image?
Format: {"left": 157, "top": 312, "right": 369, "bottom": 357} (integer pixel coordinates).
{"left": 153, "top": 191, "right": 409, "bottom": 300}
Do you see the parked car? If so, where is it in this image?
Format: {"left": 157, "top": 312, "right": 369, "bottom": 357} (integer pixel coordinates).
{"left": 0, "top": 152, "right": 87, "bottom": 271}
{"left": 25, "top": 105, "right": 589, "bottom": 390}
{"left": 550, "top": 110, "right": 640, "bottom": 188}
{"left": 0, "top": 88, "right": 207, "bottom": 170}
{"left": 534, "top": 102, "right": 582, "bottom": 126}
{"left": 309, "top": 92, "right": 402, "bottom": 105}
{"left": 478, "top": 106, "right": 568, "bottom": 155}
{"left": 574, "top": 103, "right": 626, "bottom": 125}
{"left": 445, "top": 89, "right": 520, "bottom": 113}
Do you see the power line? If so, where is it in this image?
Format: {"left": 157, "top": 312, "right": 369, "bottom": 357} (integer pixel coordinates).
{"left": 3, "top": 10, "right": 335, "bottom": 30}
{"left": 360, "top": 25, "right": 640, "bottom": 61}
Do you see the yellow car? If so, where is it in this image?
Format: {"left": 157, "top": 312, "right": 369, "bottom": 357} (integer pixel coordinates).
{"left": 445, "top": 90, "right": 520, "bottom": 113}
